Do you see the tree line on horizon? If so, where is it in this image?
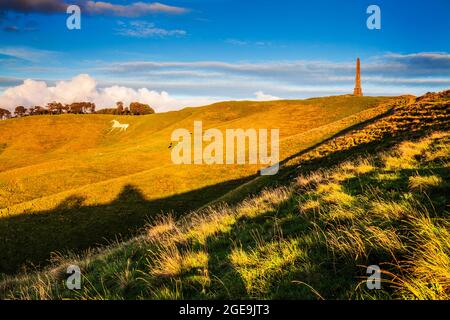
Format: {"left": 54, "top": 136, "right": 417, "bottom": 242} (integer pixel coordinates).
{"left": 0, "top": 101, "right": 155, "bottom": 120}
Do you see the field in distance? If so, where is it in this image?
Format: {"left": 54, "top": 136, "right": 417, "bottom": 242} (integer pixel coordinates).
{"left": 0, "top": 95, "right": 392, "bottom": 273}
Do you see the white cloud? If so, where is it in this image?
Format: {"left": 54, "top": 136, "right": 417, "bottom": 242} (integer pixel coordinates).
{"left": 225, "top": 39, "right": 272, "bottom": 47}
{"left": 254, "top": 91, "right": 280, "bottom": 101}
{"left": 225, "top": 39, "right": 248, "bottom": 46}
{"left": 0, "top": 74, "right": 217, "bottom": 112}
{"left": 116, "top": 21, "right": 186, "bottom": 38}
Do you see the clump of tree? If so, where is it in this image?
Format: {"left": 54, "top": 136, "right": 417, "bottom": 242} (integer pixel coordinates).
{"left": 96, "top": 101, "right": 127, "bottom": 115}
{"left": 29, "top": 106, "right": 47, "bottom": 115}
{"left": 1, "top": 102, "right": 97, "bottom": 119}
{"left": 129, "top": 102, "right": 155, "bottom": 115}
{"left": 1, "top": 100, "right": 155, "bottom": 120}
{"left": 96, "top": 101, "right": 154, "bottom": 115}
{"left": 47, "top": 102, "right": 65, "bottom": 114}
{"left": 95, "top": 108, "right": 117, "bottom": 115}
{"left": 116, "top": 101, "right": 124, "bottom": 114}
{"left": 14, "top": 106, "right": 27, "bottom": 117}
{"left": 68, "top": 102, "right": 95, "bottom": 114}
{"left": 0, "top": 108, "right": 11, "bottom": 120}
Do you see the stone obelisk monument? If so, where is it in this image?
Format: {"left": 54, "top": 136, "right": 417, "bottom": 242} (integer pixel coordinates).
{"left": 353, "top": 57, "right": 363, "bottom": 96}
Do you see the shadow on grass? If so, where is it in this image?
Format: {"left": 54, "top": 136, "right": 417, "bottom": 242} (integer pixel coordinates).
{"left": 176, "top": 191, "right": 380, "bottom": 299}
{"left": 169, "top": 160, "right": 448, "bottom": 300}
{"left": 0, "top": 175, "right": 256, "bottom": 274}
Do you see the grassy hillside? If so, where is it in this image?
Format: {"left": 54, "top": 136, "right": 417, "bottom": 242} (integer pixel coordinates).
{"left": 0, "top": 95, "right": 392, "bottom": 273}
{"left": 0, "top": 90, "right": 448, "bottom": 299}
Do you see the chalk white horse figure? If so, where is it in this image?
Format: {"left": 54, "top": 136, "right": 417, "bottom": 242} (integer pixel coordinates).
{"left": 110, "top": 120, "right": 129, "bottom": 132}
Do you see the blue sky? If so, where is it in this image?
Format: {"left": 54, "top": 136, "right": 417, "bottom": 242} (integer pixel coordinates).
{"left": 0, "top": 0, "right": 449, "bottom": 111}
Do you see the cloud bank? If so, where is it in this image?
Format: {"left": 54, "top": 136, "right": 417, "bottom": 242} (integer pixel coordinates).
{"left": 0, "top": 74, "right": 217, "bottom": 112}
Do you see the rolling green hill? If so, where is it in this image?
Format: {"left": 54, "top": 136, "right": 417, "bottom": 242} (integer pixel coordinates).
{"left": 0, "top": 91, "right": 449, "bottom": 299}
{"left": 0, "top": 95, "right": 396, "bottom": 274}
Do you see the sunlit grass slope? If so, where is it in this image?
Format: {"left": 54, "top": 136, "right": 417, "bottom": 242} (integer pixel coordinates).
{"left": 0, "top": 96, "right": 394, "bottom": 273}
{"left": 1, "top": 90, "right": 448, "bottom": 299}
{"left": 1, "top": 96, "right": 389, "bottom": 208}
